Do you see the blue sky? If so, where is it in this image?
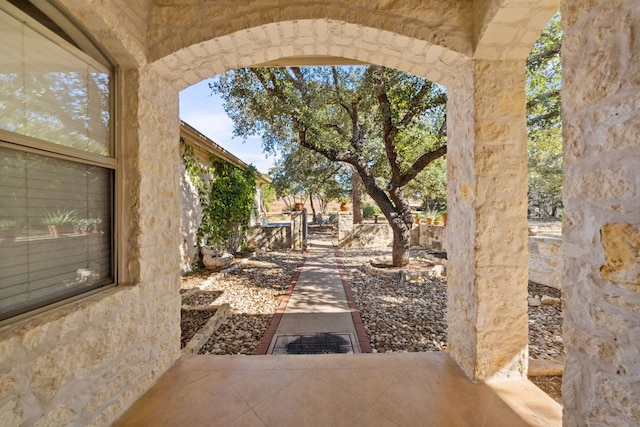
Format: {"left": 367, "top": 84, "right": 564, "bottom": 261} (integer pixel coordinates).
{"left": 179, "top": 79, "right": 277, "bottom": 174}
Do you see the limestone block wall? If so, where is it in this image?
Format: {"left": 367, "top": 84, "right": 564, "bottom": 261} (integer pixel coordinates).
{"left": 0, "top": 68, "right": 182, "bottom": 426}
{"left": 412, "top": 224, "right": 448, "bottom": 252}
{"left": 246, "top": 225, "right": 292, "bottom": 251}
{"left": 337, "top": 213, "right": 394, "bottom": 249}
{"left": 147, "top": 0, "right": 473, "bottom": 64}
{"left": 179, "top": 160, "right": 202, "bottom": 273}
{"left": 59, "top": 0, "right": 151, "bottom": 68}
{"left": 528, "top": 236, "right": 562, "bottom": 290}
{"left": 561, "top": 1, "right": 640, "bottom": 424}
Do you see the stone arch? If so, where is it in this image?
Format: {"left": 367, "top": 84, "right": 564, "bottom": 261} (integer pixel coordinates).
{"left": 474, "top": 0, "right": 559, "bottom": 60}
{"left": 57, "top": 1, "right": 148, "bottom": 68}
{"left": 149, "top": 20, "right": 471, "bottom": 91}
{"left": 147, "top": 0, "right": 473, "bottom": 63}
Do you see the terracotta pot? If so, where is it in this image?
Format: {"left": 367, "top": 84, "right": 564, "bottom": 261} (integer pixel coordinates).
{"left": 294, "top": 202, "right": 304, "bottom": 211}
{"left": 340, "top": 203, "right": 349, "bottom": 211}
{"left": 415, "top": 218, "right": 422, "bottom": 224}
{"left": 441, "top": 213, "right": 447, "bottom": 227}
{"left": 426, "top": 218, "right": 434, "bottom": 225}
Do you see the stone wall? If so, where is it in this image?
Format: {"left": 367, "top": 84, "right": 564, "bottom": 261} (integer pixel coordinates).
{"left": 178, "top": 160, "right": 201, "bottom": 273}
{"left": 411, "top": 224, "right": 448, "bottom": 252}
{"left": 246, "top": 225, "right": 292, "bottom": 251}
{"left": 446, "top": 59, "right": 530, "bottom": 382}
{"left": 561, "top": 1, "right": 640, "bottom": 424}
{"left": 337, "top": 212, "right": 393, "bottom": 249}
{"left": 528, "top": 236, "right": 562, "bottom": 290}
{"left": 0, "top": 68, "right": 182, "bottom": 426}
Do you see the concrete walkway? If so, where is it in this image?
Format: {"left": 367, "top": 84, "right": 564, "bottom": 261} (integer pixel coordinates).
{"left": 257, "top": 236, "right": 370, "bottom": 355}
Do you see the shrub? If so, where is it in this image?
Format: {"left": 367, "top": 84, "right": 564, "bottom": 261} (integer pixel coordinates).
{"left": 362, "top": 203, "right": 380, "bottom": 219}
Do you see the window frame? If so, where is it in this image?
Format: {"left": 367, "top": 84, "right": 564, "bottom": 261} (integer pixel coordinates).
{"left": 0, "top": 0, "right": 118, "bottom": 324}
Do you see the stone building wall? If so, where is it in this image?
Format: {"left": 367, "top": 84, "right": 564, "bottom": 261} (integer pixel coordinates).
{"left": 561, "top": 1, "right": 640, "bottom": 425}
{"left": 2, "top": 1, "right": 637, "bottom": 425}
{"left": 0, "top": 68, "right": 182, "bottom": 426}
{"left": 178, "top": 160, "right": 202, "bottom": 273}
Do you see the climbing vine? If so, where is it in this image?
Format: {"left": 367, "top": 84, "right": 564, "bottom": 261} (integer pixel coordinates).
{"left": 181, "top": 139, "right": 257, "bottom": 254}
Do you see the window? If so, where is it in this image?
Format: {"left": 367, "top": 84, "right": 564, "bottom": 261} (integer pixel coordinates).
{"left": 0, "top": 1, "right": 114, "bottom": 321}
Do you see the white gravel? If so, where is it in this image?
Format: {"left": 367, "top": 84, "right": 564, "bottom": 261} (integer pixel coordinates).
{"left": 181, "top": 243, "right": 564, "bottom": 361}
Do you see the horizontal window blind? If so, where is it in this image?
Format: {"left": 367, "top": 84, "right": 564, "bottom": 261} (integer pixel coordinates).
{"left": 0, "top": 6, "right": 111, "bottom": 156}
{"left": 0, "top": 147, "right": 112, "bottom": 320}
{"left": 0, "top": 2, "right": 114, "bottom": 321}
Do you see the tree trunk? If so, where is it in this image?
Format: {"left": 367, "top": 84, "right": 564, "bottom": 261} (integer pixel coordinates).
{"left": 390, "top": 222, "right": 411, "bottom": 267}
{"left": 309, "top": 194, "right": 317, "bottom": 223}
{"left": 352, "top": 171, "right": 363, "bottom": 224}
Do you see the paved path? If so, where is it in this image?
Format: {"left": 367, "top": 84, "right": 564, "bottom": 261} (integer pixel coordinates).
{"left": 257, "top": 235, "right": 370, "bottom": 354}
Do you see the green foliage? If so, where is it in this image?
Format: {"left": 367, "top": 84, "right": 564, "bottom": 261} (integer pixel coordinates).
{"left": 199, "top": 158, "right": 257, "bottom": 253}
{"left": 212, "top": 65, "right": 448, "bottom": 266}
{"left": 268, "top": 145, "right": 346, "bottom": 214}
{"left": 362, "top": 202, "right": 380, "bottom": 219}
{"left": 423, "top": 209, "right": 441, "bottom": 220}
{"left": 526, "top": 13, "right": 563, "bottom": 219}
{"left": 406, "top": 157, "right": 447, "bottom": 211}
{"left": 181, "top": 138, "right": 208, "bottom": 195}
{"left": 259, "top": 183, "right": 276, "bottom": 213}
{"left": 0, "top": 219, "right": 16, "bottom": 231}
{"left": 42, "top": 209, "right": 76, "bottom": 225}
{"left": 181, "top": 140, "right": 257, "bottom": 253}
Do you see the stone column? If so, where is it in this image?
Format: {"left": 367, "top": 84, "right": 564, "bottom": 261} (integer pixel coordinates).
{"left": 561, "top": 1, "right": 640, "bottom": 425}
{"left": 119, "top": 67, "right": 182, "bottom": 374}
{"left": 446, "top": 60, "right": 529, "bottom": 381}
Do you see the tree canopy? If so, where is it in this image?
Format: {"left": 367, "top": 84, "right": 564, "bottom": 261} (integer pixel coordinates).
{"left": 212, "top": 66, "right": 447, "bottom": 266}
{"left": 526, "top": 13, "right": 563, "bottom": 218}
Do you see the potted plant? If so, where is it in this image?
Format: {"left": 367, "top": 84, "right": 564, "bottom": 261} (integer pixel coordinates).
{"left": 89, "top": 217, "right": 103, "bottom": 233}
{"left": 424, "top": 209, "right": 440, "bottom": 225}
{"left": 441, "top": 210, "right": 447, "bottom": 227}
{"left": 43, "top": 209, "right": 76, "bottom": 237}
{"left": 73, "top": 218, "right": 93, "bottom": 235}
{"left": 339, "top": 196, "right": 349, "bottom": 211}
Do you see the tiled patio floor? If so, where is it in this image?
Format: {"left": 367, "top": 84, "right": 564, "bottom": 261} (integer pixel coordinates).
{"left": 114, "top": 352, "right": 562, "bottom": 426}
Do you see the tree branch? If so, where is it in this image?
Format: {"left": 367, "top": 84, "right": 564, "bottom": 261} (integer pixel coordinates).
{"left": 526, "top": 40, "right": 561, "bottom": 68}
{"left": 372, "top": 66, "right": 402, "bottom": 183}
{"left": 398, "top": 144, "right": 447, "bottom": 187}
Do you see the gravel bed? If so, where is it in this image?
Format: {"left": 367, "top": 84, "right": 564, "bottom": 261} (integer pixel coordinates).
{"left": 339, "top": 248, "right": 449, "bottom": 353}
{"left": 338, "top": 247, "right": 565, "bottom": 361}
{"left": 181, "top": 290, "right": 223, "bottom": 306}
{"left": 180, "top": 309, "right": 216, "bottom": 348}
{"left": 179, "top": 250, "right": 302, "bottom": 355}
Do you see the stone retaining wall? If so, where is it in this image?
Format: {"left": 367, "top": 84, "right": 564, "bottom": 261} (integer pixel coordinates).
{"left": 247, "top": 225, "right": 292, "bottom": 250}
{"left": 337, "top": 212, "right": 393, "bottom": 249}
{"left": 411, "top": 224, "right": 448, "bottom": 252}
{"left": 528, "top": 236, "right": 562, "bottom": 290}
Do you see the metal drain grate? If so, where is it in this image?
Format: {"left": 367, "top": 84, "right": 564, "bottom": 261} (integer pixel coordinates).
{"left": 271, "top": 333, "right": 356, "bottom": 355}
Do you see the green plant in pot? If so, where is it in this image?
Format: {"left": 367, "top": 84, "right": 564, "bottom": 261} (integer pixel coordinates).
{"left": 43, "top": 209, "right": 76, "bottom": 237}
{"left": 73, "top": 218, "right": 94, "bottom": 235}
{"left": 423, "top": 209, "right": 440, "bottom": 225}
